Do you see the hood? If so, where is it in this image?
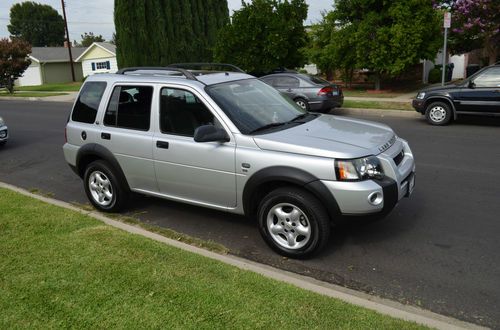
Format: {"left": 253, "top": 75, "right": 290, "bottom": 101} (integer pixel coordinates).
{"left": 253, "top": 115, "right": 395, "bottom": 159}
{"left": 420, "top": 83, "right": 461, "bottom": 93}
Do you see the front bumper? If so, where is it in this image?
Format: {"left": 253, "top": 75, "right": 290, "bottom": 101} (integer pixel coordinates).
{"left": 0, "top": 125, "right": 8, "bottom": 142}
{"left": 322, "top": 139, "right": 415, "bottom": 215}
{"left": 412, "top": 99, "right": 425, "bottom": 114}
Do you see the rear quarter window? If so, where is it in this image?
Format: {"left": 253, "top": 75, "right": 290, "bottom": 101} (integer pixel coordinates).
{"left": 71, "top": 82, "right": 107, "bottom": 123}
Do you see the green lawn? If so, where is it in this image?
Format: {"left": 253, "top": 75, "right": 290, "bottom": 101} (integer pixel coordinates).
{"left": 342, "top": 100, "right": 414, "bottom": 111}
{"left": 14, "top": 82, "right": 82, "bottom": 92}
{"left": 0, "top": 91, "right": 68, "bottom": 98}
{"left": 0, "top": 188, "right": 426, "bottom": 329}
{"left": 342, "top": 90, "right": 406, "bottom": 98}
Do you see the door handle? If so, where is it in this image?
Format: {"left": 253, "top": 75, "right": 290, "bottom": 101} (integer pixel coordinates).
{"left": 156, "top": 141, "right": 169, "bottom": 149}
{"left": 101, "top": 132, "right": 111, "bottom": 140}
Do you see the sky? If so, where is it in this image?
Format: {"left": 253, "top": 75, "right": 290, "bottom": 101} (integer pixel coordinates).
{"left": 0, "top": 0, "right": 333, "bottom": 43}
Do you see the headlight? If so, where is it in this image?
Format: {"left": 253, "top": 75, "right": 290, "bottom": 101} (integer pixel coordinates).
{"left": 416, "top": 92, "right": 426, "bottom": 100}
{"left": 335, "top": 156, "right": 384, "bottom": 181}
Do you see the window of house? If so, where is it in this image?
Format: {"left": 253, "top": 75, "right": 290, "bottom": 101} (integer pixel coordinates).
{"left": 159, "top": 87, "right": 220, "bottom": 137}
{"left": 104, "top": 85, "right": 153, "bottom": 131}
{"left": 71, "top": 81, "right": 107, "bottom": 123}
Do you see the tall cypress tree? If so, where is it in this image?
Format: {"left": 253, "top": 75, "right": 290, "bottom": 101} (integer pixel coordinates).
{"left": 115, "top": 0, "right": 229, "bottom": 67}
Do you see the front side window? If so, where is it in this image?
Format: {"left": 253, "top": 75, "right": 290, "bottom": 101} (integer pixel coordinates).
{"left": 159, "top": 88, "right": 220, "bottom": 137}
{"left": 104, "top": 85, "right": 153, "bottom": 131}
{"left": 473, "top": 67, "right": 500, "bottom": 88}
{"left": 72, "top": 81, "right": 107, "bottom": 123}
{"left": 206, "top": 79, "right": 307, "bottom": 134}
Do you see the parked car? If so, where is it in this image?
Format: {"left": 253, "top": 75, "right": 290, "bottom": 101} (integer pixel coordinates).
{"left": 260, "top": 73, "right": 343, "bottom": 112}
{"left": 413, "top": 64, "right": 500, "bottom": 125}
{"left": 0, "top": 116, "right": 8, "bottom": 146}
{"left": 63, "top": 66, "right": 415, "bottom": 258}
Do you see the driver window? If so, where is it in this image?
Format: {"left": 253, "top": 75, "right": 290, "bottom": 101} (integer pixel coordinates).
{"left": 473, "top": 67, "right": 500, "bottom": 88}
{"left": 160, "top": 88, "right": 222, "bottom": 137}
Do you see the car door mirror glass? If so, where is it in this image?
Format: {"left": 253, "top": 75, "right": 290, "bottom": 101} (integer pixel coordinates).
{"left": 194, "top": 125, "right": 229, "bottom": 143}
{"left": 468, "top": 80, "right": 475, "bottom": 88}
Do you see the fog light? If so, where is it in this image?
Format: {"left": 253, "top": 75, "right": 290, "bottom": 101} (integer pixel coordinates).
{"left": 367, "top": 191, "right": 383, "bottom": 206}
{"left": 0, "top": 130, "right": 6, "bottom": 138}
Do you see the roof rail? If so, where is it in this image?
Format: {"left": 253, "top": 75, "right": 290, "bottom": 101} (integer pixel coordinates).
{"left": 116, "top": 67, "right": 197, "bottom": 81}
{"left": 168, "top": 63, "right": 245, "bottom": 73}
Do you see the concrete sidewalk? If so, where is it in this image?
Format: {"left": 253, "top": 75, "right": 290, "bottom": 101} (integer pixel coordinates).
{"left": 345, "top": 91, "right": 415, "bottom": 103}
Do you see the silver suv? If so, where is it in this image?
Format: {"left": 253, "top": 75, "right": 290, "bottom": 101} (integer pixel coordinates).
{"left": 63, "top": 66, "right": 416, "bottom": 258}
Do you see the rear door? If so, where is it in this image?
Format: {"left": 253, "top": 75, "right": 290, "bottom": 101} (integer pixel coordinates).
{"left": 274, "top": 75, "right": 301, "bottom": 99}
{"left": 458, "top": 66, "right": 500, "bottom": 113}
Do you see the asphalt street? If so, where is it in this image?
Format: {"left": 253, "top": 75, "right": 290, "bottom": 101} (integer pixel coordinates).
{"left": 1, "top": 100, "right": 499, "bottom": 328}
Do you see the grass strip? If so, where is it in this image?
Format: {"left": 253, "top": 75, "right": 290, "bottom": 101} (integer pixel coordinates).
{"left": 14, "top": 82, "right": 82, "bottom": 92}
{"left": 343, "top": 100, "right": 413, "bottom": 111}
{"left": 0, "top": 188, "right": 426, "bottom": 329}
{"left": 0, "top": 91, "right": 68, "bottom": 98}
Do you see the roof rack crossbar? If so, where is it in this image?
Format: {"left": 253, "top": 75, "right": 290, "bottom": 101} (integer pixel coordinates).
{"left": 116, "top": 67, "right": 197, "bottom": 81}
{"left": 168, "top": 63, "right": 245, "bottom": 73}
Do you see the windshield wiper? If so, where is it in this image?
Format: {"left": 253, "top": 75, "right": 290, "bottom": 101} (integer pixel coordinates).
{"left": 249, "top": 122, "right": 288, "bottom": 134}
{"left": 289, "top": 112, "right": 318, "bottom": 123}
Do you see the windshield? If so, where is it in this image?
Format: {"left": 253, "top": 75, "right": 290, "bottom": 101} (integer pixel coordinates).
{"left": 206, "top": 79, "right": 306, "bottom": 134}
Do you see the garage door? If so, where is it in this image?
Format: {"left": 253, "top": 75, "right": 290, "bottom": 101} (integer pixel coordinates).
{"left": 16, "top": 66, "right": 42, "bottom": 86}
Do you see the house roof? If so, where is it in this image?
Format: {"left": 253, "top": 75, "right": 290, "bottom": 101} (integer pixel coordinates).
{"left": 30, "top": 47, "right": 87, "bottom": 63}
{"left": 75, "top": 42, "right": 116, "bottom": 62}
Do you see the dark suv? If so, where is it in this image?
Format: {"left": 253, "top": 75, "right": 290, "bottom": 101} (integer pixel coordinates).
{"left": 413, "top": 64, "right": 500, "bottom": 125}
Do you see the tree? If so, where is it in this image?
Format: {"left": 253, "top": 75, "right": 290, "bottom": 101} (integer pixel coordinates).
{"left": 214, "top": 0, "right": 308, "bottom": 74}
{"left": 114, "top": 0, "right": 229, "bottom": 67}
{"left": 0, "top": 38, "right": 31, "bottom": 94}
{"left": 75, "top": 32, "right": 105, "bottom": 47}
{"left": 307, "top": 11, "right": 357, "bottom": 86}
{"left": 434, "top": 0, "right": 500, "bottom": 65}
{"left": 329, "top": 0, "right": 441, "bottom": 90}
{"left": 8, "top": 1, "right": 65, "bottom": 47}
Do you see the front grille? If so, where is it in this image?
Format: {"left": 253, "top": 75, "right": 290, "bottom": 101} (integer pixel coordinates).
{"left": 393, "top": 149, "right": 405, "bottom": 166}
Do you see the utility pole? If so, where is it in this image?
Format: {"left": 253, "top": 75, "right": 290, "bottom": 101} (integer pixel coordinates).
{"left": 441, "top": 12, "right": 451, "bottom": 86}
{"left": 61, "top": 0, "right": 75, "bottom": 82}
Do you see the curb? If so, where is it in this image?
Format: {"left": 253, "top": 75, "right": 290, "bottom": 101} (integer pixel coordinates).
{"left": 335, "top": 107, "right": 421, "bottom": 118}
{"left": 0, "top": 181, "right": 486, "bottom": 330}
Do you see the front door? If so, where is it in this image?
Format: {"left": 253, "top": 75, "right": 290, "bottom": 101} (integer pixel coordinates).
{"left": 457, "top": 66, "right": 500, "bottom": 113}
{"left": 153, "top": 86, "right": 237, "bottom": 208}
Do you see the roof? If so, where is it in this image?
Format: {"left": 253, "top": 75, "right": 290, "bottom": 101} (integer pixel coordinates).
{"left": 30, "top": 47, "right": 87, "bottom": 63}
{"left": 75, "top": 42, "right": 116, "bottom": 62}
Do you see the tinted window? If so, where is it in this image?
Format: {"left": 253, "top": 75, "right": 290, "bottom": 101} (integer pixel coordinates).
{"left": 307, "top": 75, "right": 330, "bottom": 86}
{"left": 261, "top": 77, "right": 276, "bottom": 86}
{"left": 72, "top": 82, "right": 107, "bottom": 123}
{"left": 275, "top": 76, "right": 300, "bottom": 88}
{"left": 104, "top": 85, "right": 153, "bottom": 131}
{"left": 473, "top": 67, "right": 500, "bottom": 88}
{"left": 160, "top": 88, "right": 220, "bottom": 137}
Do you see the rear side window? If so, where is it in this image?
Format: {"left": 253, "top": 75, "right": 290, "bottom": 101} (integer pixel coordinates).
{"left": 72, "top": 82, "right": 107, "bottom": 123}
{"left": 275, "top": 76, "right": 300, "bottom": 88}
{"left": 104, "top": 85, "right": 153, "bottom": 131}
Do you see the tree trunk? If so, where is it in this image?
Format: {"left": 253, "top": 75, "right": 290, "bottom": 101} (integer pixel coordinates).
{"left": 374, "top": 73, "right": 381, "bottom": 91}
{"left": 6, "top": 79, "right": 14, "bottom": 94}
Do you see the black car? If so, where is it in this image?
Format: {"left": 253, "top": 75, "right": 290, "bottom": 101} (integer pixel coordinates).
{"left": 413, "top": 64, "right": 500, "bottom": 125}
{"left": 260, "top": 73, "right": 343, "bottom": 113}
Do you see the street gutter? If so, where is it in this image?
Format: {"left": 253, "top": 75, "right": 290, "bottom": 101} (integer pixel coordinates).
{"left": 0, "top": 181, "right": 486, "bottom": 330}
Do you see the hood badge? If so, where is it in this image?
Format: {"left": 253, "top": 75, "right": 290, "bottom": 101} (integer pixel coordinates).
{"left": 378, "top": 135, "right": 396, "bottom": 153}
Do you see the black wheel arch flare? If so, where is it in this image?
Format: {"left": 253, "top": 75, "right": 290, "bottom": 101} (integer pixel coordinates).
{"left": 242, "top": 166, "right": 341, "bottom": 222}
{"left": 75, "top": 143, "right": 131, "bottom": 191}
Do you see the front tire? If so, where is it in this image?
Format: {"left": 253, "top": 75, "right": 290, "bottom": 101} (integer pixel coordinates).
{"left": 83, "top": 160, "right": 128, "bottom": 212}
{"left": 257, "top": 187, "right": 331, "bottom": 259}
{"left": 425, "top": 101, "right": 452, "bottom": 125}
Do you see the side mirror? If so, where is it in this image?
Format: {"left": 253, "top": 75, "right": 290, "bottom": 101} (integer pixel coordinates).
{"left": 468, "top": 80, "right": 475, "bottom": 89}
{"left": 194, "top": 125, "right": 230, "bottom": 143}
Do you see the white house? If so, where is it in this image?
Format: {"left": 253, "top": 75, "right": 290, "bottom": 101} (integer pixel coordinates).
{"left": 76, "top": 42, "right": 117, "bottom": 77}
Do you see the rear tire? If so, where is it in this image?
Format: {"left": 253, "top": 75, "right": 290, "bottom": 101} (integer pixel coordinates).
{"left": 294, "top": 98, "right": 310, "bottom": 111}
{"left": 257, "top": 187, "right": 331, "bottom": 259}
{"left": 425, "top": 101, "right": 452, "bottom": 125}
{"left": 83, "top": 160, "right": 128, "bottom": 212}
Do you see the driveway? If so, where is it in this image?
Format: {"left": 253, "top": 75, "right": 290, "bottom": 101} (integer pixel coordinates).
{"left": 0, "top": 100, "right": 499, "bottom": 328}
